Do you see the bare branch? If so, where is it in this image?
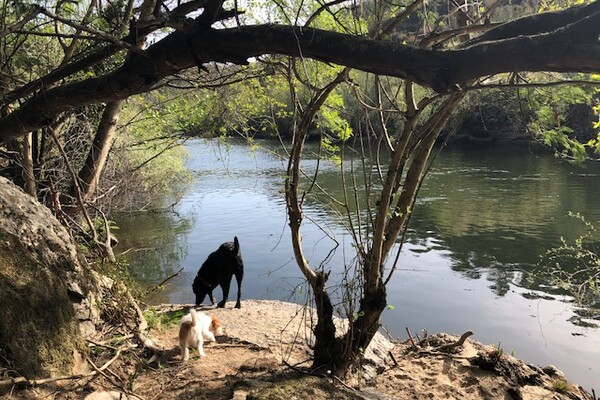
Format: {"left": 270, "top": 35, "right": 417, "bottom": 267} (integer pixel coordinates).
{"left": 304, "top": 0, "right": 350, "bottom": 28}
{"left": 0, "top": 5, "right": 42, "bottom": 40}
{"left": 466, "top": 0, "right": 600, "bottom": 45}
{"left": 38, "top": 7, "right": 144, "bottom": 54}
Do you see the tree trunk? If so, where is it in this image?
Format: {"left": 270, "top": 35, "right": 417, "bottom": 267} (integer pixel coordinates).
{"left": 330, "top": 92, "right": 466, "bottom": 376}
{"left": 311, "top": 271, "right": 343, "bottom": 371}
{"left": 22, "top": 132, "right": 37, "bottom": 197}
{"left": 74, "top": 100, "right": 124, "bottom": 200}
{"left": 283, "top": 70, "right": 351, "bottom": 373}
{"left": 72, "top": 0, "right": 147, "bottom": 201}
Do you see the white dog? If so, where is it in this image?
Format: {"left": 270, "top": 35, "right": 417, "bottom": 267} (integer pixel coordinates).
{"left": 178, "top": 309, "right": 223, "bottom": 361}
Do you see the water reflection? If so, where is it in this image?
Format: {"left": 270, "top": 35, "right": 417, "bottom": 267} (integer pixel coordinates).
{"left": 115, "top": 211, "right": 192, "bottom": 289}
{"left": 115, "top": 138, "right": 600, "bottom": 390}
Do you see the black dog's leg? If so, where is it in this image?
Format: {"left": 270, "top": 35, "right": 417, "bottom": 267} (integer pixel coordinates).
{"left": 217, "top": 280, "right": 231, "bottom": 308}
{"left": 208, "top": 290, "right": 215, "bottom": 305}
{"left": 234, "top": 272, "right": 243, "bottom": 309}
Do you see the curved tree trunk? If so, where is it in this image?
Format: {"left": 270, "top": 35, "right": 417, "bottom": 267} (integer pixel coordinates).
{"left": 311, "top": 271, "right": 342, "bottom": 371}
{"left": 74, "top": 99, "right": 124, "bottom": 200}
{"left": 284, "top": 69, "right": 351, "bottom": 373}
{"left": 283, "top": 61, "right": 466, "bottom": 378}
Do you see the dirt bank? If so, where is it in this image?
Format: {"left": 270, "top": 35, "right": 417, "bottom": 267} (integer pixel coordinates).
{"left": 3, "top": 300, "right": 594, "bottom": 400}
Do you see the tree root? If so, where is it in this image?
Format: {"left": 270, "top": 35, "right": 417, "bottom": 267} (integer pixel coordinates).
{"left": 405, "top": 330, "right": 474, "bottom": 356}
{"left": 126, "top": 291, "right": 164, "bottom": 354}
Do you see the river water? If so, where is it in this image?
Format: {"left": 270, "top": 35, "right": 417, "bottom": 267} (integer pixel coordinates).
{"left": 115, "top": 138, "right": 600, "bottom": 390}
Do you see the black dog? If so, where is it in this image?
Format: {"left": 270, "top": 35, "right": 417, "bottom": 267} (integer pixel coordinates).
{"left": 192, "top": 236, "right": 244, "bottom": 308}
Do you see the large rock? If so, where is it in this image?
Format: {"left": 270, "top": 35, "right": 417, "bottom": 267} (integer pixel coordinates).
{"left": 0, "top": 177, "right": 101, "bottom": 378}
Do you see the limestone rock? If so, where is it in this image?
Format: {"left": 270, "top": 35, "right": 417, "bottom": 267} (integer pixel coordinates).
{"left": 0, "top": 177, "right": 102, "bottom": 378}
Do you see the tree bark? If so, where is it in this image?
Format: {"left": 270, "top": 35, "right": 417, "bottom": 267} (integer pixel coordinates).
{"left": 74, "top": 100, "right": 124, "bottom": 200}
{"left": 382, "top": 93, "right": 465, "bottom": 256}
{"left": 311, "top": 271, "right": 342, "bottom": 371}
{"left": 71, "top": 0, "right": 146, "bottom": 203}
{"left": 467, "top": 0, "right": 600, "bottom": 45}
{"left": 22, "top": 133, "right": 36, "bottom": 197}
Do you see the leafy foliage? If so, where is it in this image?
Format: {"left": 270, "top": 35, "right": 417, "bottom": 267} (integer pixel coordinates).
{"left": 540, "top": 212, "right": 600, "bottom": 310}
{"left": 108, "top": 94, "right": 193, "bottom": 210}
{"left": 524, "top": 75, "right": 600, "bottom": 162}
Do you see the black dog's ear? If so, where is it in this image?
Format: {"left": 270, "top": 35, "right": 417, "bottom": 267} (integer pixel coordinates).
{"left": 233, "top": 236, "right": 240, "bottom": 252}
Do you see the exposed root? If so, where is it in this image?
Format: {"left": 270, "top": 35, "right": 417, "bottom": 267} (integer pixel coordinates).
{"left": 433, "top": 330, "right": 473, "bottom": 352}
{"left": 126, "top": 291, "right": 164, "bottom": 354}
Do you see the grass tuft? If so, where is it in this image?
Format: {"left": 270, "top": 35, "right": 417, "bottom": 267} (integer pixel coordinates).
{"left": 550, "top": 378, "right": 571, "bottom": 394}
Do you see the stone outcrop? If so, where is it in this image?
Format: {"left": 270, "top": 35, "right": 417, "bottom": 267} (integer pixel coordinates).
{"left": 0, "top": 177, "right": 102, "bottom": 378}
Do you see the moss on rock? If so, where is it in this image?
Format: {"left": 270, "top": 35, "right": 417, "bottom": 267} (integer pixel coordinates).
{"left": 0, "top": 177, "right": 99, "bottom": 378}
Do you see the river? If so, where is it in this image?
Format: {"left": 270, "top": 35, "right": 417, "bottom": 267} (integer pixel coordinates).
{"left": 114, "top": 138, "right": 600, "bottom": 391}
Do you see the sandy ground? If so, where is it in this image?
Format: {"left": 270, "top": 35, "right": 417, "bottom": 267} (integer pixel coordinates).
{"left": 1, "top": 300, "right": 594, "bottom": 400}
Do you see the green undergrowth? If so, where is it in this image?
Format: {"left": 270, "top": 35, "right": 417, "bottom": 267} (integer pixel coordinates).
{"left": 144, "top": 308, "right": 186, "bottom": 331}
{"left": 551, "top": 378, "right": 572, "bottom": 394}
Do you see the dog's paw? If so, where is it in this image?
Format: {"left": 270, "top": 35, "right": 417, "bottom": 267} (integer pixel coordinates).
{"left": 217, "top": 301, "right": 226, "bottom": 308}
{"left": 235, "top": 302, "right": 241, "bottom": 309}
{"left": 199, "top": 350, "right": 206, "bottom": 357}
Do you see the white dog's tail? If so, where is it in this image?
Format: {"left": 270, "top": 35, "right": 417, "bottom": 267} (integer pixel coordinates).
{"left": 189, "top": 308, "right": 198, "bottom": 326}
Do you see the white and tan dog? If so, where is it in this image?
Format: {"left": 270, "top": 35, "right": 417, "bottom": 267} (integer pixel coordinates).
{"left": 178, "top": 309, "right": 223, "bottom": 361}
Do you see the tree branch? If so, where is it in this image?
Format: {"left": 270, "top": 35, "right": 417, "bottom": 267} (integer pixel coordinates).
{"left": 38, "top": 7, "right": 144, "bottom": 54}
{"left": 1, "top": 4, "right": 600, "bottom": 143}
{"left": 466, "top": 0, "right": 600, "bottom": 45}
{"left": 0, "top": 6, "right": 42, "bottom": 40}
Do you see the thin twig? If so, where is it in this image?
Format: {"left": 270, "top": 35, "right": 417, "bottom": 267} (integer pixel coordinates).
{"left": 330, "top": 374, "right": 354, "bottom": 390}
{"left": 0, "top": 6, "right": 43, "bottom": 40}
{"left": 87, "top": 334, "right": 135, "bottom": 347}
{"left": 126, "top": 291, "right": 164, "bottom": 354}
{"left": 144, "top": 267, "right": 185, "bottom": 296}
{"left": 48, "top": 126, "right": 97, "bottom": 241}
{"left": 388, "top": 351, "right": 399, "bottom": 367}
{"left": 405, "top": 327, "right": 418, "bottom": 351}
{"left": 87, "top": 357, "right": 143, "bottom": 400}
{"left": 38, "top": 7, "right": 145, "bottom": 54}
{"left": 87, "top": 340, "right": 118, "bottom": 351}
{"left": 0, "top": 344, "right": 132, "bottom": 390}
{"left": 381, "top": 325, "right": 396, "bottom": 342}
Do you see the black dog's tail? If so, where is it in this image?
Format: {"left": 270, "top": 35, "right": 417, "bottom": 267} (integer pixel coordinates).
{"left": 233, "top": 236, "right": 240, "bottom": 253}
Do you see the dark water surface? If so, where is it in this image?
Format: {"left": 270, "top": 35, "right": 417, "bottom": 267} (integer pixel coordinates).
{"left": 115, "top": 138, "right": 600, "bottom": 390}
